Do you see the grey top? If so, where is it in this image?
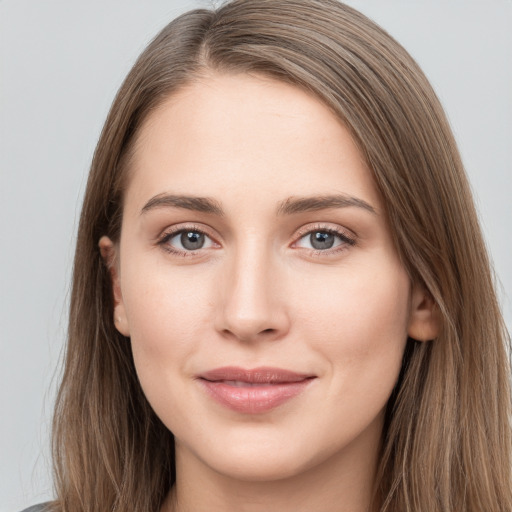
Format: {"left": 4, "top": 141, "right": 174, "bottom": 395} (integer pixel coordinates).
{"left": 20, "top": 505, "right": 48, "bottom": 512}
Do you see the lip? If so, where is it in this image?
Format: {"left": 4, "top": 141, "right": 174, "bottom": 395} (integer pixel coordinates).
{"left": 197, "top": 366, "right": 316, "bottom": 414}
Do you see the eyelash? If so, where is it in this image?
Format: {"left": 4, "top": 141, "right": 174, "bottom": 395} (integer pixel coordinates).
{"left": 156, "top": 223, "right": 356, "bottom": 258}
{"left": 157, "top": 224, "right": 213, "bottom": 258}
{"left": 294, "top": 224, "right": 356, "bottom": 256}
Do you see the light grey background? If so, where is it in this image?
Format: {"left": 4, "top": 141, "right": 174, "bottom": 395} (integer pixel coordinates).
{"left": 1, "top": 1, "right": 510, "bottom": 510}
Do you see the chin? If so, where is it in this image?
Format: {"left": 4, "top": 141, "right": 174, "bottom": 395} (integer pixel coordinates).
{"left": 183, "top": 427, "right": 343, "bottom": 484}
{"left": 206, "top": 449, "right": 315, "bottom": 482}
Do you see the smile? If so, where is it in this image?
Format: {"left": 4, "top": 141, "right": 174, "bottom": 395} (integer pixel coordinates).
{"left": 197, "top": 366, "right": 316, "bottom": 414}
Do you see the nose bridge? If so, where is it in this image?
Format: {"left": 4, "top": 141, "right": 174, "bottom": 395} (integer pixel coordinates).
{"left": 216, "top": 234, "right": 288, "bottom": 342}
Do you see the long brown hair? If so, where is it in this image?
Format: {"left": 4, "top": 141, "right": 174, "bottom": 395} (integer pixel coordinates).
{"left": 51, "top": 1, "right": 512, "bottom": 510}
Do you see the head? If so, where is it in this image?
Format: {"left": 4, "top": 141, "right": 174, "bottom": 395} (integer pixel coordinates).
{"left": 52, "top": 1, "right": 511, "bottom": 511}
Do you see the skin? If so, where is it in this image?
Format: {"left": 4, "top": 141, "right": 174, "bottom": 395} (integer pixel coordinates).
{"left": 100, "top": 72, "right": 438, "bottom": 512}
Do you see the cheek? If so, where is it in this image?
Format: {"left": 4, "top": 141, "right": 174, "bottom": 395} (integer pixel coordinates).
{"left": 121, "top": 259, "right": 215, "bottom": 383}
{"left": 296, "top": 259, "right": 410, "bottom": 390}
{"left": 121, "top": 262, "right": 220, "bottom": 432}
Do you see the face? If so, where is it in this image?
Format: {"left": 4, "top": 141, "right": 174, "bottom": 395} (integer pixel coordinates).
{"left": 101, "top": 73, "right": 436, "bottom": 483}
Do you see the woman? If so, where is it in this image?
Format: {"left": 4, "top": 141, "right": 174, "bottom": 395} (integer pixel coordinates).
{"left": 24, "top": 0, "right": 512, "bottom": 511}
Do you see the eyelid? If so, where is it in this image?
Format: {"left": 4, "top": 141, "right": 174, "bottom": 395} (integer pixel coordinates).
{"left": 157, "top": 223, "right": 214, "bottom": 241}
{"left": 293, "top": 223, "right": 356, "bottom": 241}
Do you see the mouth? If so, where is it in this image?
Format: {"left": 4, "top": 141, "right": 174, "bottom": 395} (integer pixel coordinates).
{"left": 197, "top": 366, "right": 316, "bottom": 414}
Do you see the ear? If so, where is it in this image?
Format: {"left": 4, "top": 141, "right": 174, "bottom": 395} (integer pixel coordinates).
{"left": 407, "top": 282, "right": 440, "bottom": 342}
{"left": 98, "top": 236, "right": 130, "bottom": 337}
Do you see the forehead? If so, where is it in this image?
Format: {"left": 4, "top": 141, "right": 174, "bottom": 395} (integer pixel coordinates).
{"left": 124, "top": 72, "right": 382, "bottom": 217}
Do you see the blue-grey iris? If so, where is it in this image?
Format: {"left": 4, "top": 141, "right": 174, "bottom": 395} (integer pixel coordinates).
{"left": 182, "top": 231, "right": 205, "bottom": 250}
{"left": 311, "top": 232, "right": 335, "bottom": 250}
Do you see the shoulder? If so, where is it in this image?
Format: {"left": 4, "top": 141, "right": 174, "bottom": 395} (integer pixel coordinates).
{"left": 19, "top": 504, "right": 50, "bottom": 512}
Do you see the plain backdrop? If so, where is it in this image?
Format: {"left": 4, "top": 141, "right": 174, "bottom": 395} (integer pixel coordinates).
{"left": 1, "top": 1, "right": 511, "bottom": 510}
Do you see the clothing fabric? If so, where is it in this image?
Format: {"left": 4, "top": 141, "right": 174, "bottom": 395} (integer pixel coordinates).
{"left": 20, "top": 504, "right": 48, "bottom": 512}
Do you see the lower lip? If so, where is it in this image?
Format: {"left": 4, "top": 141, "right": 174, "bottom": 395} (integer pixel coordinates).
{"left": 199, "top": 379, "right": 314, "bottom": 414}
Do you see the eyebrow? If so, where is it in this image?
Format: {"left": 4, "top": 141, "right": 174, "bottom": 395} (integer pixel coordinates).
{"left": 141, "top": 194, "right": 224, "bottom": 216}
{"left": 140, "top": 193, "right": 377, "bottom": 217}
{"left": 276, "top": 194, "right": 376, "bottom": 216}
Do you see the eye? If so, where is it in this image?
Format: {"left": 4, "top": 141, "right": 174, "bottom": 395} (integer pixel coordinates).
{"left": 294, "top": 226, "right": 356, "bottom": 254}
{"left": 158, "top": 226, "right": 217, "bottom": 256}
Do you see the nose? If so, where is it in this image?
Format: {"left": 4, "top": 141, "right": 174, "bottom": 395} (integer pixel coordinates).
{"left": 214, "top": 243, "right": 290, "bottom": 343}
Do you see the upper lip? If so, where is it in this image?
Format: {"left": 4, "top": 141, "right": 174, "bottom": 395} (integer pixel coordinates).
{"left": 199, "top": 366, "right": 315, "bottom": 384}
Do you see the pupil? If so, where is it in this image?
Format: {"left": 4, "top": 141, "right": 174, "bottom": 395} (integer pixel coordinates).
{"left": 310, "top": 231, "right": 334, "bottom": 250}
{"left": 181, "top": 231, "right": 204, "bottom": 250}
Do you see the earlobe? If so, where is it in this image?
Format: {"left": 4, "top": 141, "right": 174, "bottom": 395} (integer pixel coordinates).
{"left": 98, "top": 236, "right": 130, "bottom": 337}
{"left": 407, "top": 283, "right": 440, "bottom": 342}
